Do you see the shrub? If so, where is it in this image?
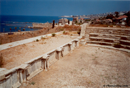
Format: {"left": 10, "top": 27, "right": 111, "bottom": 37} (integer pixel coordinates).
{"left": 60, "top": 28, "right": 64, "bottom": 31}
{"left": 63, "top": 31, "right": 65, "bottom": 34}
{"left": 0, "top": 54, "right": 4, "bottom": 67}
{"left": 77, "top": 31, "right": 80, "bottom": 35}
{"left": 113, "top": 43, "right": 121, "bottom": 48}
{"left": 52, "top": 33, "right": 56, "bottom": 37}
{"left": 41, "top": 36, "right": 46, "bottom": 40}
{"left": 29, "top": 82, "right": 35, "bottom": 85}
{"left": 36, "top": 39, "right": 39, "bottom": 42}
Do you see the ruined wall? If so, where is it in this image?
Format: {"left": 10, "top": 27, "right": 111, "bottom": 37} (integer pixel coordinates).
{"left": 0, "top": 35, "right": 81, "bottom": 88}
{"left": 32, "top": 23, "right": 52, "bottom": 29}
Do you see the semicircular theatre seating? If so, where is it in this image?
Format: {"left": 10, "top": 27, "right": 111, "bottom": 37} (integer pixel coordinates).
{"left": 86, "top": 28, "right": 130, "bottom": 50}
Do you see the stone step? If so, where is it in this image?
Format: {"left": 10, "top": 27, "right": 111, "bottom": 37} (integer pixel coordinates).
{"left": 121, "top": 45, "right": 130, "bottom": 50}
{"left": 27, "top": 69, "right": 43, "bottom": 80}
{"left": 120, "top": 40, "right": 130, "bottom": 45}
{"left": 87, "top": 44, "right": 130, "bottom": 53}
{"left": 120, "top": 36, "right": 130, "bottom": 41}
{"left": 89, "top": 33, "right": 130, "bottom": 38}
{"left": 87, "top": 41, "right": 113, "bottom": 46}
{"left": 89, "top": 33, "right": 99, "bottom": 37}
{"left": 89, "top": 37, "right": 115, "bottom": 42}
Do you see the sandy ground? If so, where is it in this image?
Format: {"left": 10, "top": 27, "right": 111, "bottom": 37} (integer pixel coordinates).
{"left": 0, "top": 35, "right": 78, "bottom": 69}
{"left": 20, "top": 45, "right": 130, "bottom": 88}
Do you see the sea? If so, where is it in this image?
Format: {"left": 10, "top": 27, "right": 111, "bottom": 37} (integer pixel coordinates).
{"left": 0, "top": 15, "right": 73, "bottom": 33}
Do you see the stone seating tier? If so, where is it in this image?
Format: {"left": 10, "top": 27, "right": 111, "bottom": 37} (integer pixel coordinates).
{"left": 86, "top": 28, "right": 130, "bottom": 36}
{"left": 87, "top": 32, "right": 130, "bottom": 50}
{"left": 89, "top": 33, "right": 130, "bottom": 40}
{"left": 89, "top": 37, "right": 115, "bottom": 43}
{"left": 120, "top": 40, "right": 130, "bottom": 45}
{"left": 87, "top": 41, "right": 113, "bottom": 46}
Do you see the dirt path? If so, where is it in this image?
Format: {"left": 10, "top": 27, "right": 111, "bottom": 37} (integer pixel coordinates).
{"left": 0, "top": 35, "right": 78, "bottom": 69}
{"left": 20, "top": 45, "right": 130, "bottom": 88}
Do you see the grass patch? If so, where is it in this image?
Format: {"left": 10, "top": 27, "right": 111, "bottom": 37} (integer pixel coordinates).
{"left": 41, "top": 36, "right": 46, "bottom": 40}
{"left": 59, "top": 28, "right": 64, "bottom": 31}
{"left": 29, "top": 82, "right": 35, "bottom": 85}
{"left": 36, "top": 39, "right": 39, "bottom": 42}
{"left": 81, "top": 68, "right": 84, "bottom": 71}
{"left": 113, "top": 43, "right": 121, "bottom": 48}
{"left": 63, "top": 31, "right": 65, "bottom": 34}
{"left": 92, "top": 54, "right": 94, "bottom": 56}
{"left": 52, "top": 33, "right": 56, "bottom": 37}
{"left": 77, "top": 31, "right": 80, "bottom": 35}
{"left": 95, "top": 56, "right": 98, "bottom": 58}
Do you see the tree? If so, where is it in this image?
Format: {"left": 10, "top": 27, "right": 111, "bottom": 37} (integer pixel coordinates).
{"left": 126, "top": 11, "right": 130, "bottom": 26}
{"left": 115, "top": 11, "right": 119, "bottom": 18}
{"left": 106, "top": 14, "right": 114, "bottom": 19}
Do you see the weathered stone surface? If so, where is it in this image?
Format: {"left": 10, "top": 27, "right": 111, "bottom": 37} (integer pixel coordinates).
{"left": 18, "top": 64, "right": 28, "bottom": 70}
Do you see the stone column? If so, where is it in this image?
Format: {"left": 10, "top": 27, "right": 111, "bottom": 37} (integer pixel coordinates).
{"left": 52, "top": 20, "right": 55, "bottom": 28}
{"left": 80, "top": 23, "right": 89, "bottom": 38}
{"left": 56, "top": 47, "right": 63, "bottom": 60}
{"left": 74, "top": 39, "right": 79, "bottom": 47}
{"left": 68, "top": 42, "right": 72, "bottom": 51}
{"left": 18, "top": 64, "right": 28, "bottom": 83}
{"left": 42, "top": 54, "right": 50, "bottom": 71}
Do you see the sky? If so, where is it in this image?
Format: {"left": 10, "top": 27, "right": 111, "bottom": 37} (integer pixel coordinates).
{"left": 0, "top": 0, "right": 130, "bottom": 16}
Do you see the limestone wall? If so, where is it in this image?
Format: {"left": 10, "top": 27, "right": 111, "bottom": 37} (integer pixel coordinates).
{"left": 32, "top": 23, "right": 52, "bottom": 29}
{"left": 0, "top": 36, "right": 81, "bottom": 88}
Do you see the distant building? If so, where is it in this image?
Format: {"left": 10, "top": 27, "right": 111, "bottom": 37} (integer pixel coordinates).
{"left": 116, "top": 15, "right": 128, "bottom": 25}
{"left": 73, "top": 17, "right": 79, "bottom": 23}
{"left": 116, "top": 15, "right": 127, "bottom": 21}
{"left": 59, "top": 18, "right": 69, "bottom": 25}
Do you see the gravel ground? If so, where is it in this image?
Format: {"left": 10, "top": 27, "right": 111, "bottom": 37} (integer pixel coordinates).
{"left": 0, "top": 35, "right": 78, "bottom": 69}
{"left": 20, "top": 45, "right": 130, "bottom": 88}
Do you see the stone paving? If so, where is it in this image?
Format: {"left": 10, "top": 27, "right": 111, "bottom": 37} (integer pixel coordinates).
{"left": 20, "top": 45, "right": 130, "bottom": 88}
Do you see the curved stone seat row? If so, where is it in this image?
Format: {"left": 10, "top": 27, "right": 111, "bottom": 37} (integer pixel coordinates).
{"left": 89, "top": 33, "right": 130, "bottom": 41}
{"left": 87, "top": 41, "right": 113, "bottom": 46}
{"left": 89, "top": 37, "right": 115, "bottom": 43}
{"left": 87, "top": 44, "right": 130, "bottom": 53}
{"left": 87, "top": 32, "right": 130, "bottom": 50}
{"left": 86, "top": 28, "right": 130, "bottom": 36}
{"left": 0, "top": 38, "right": 81, "bottom": 88}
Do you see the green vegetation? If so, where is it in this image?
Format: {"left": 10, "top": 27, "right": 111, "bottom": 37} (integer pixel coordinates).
{"left": 36, "top": 39, "right": 39, "bottom": 42}
{"left": 60, "top": 28, "right": 64, "bottom": 31}
{"left": 77, "top": 29, "right": 81, "bottom": 35}
{"left": 63, "top": 31, "right": 65, "bottom": 34}
{"left": 52, "top": 33, "right": 56, "bottom": 37}
{"left": 41, "top": 36, "right": 46, "bottom": 40}
{"left": 29, "top": 82, "right": 35, "bottom": 85}
{"left": 113, "top": 43, "right": 121, "bottom": 48}
{"left": 77, "top": 31, "right": 80, "bottom": 35}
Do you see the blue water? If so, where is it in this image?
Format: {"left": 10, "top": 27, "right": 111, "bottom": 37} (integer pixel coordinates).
{"left": 0, "top": 15, "right": 73, "bottom": 33}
